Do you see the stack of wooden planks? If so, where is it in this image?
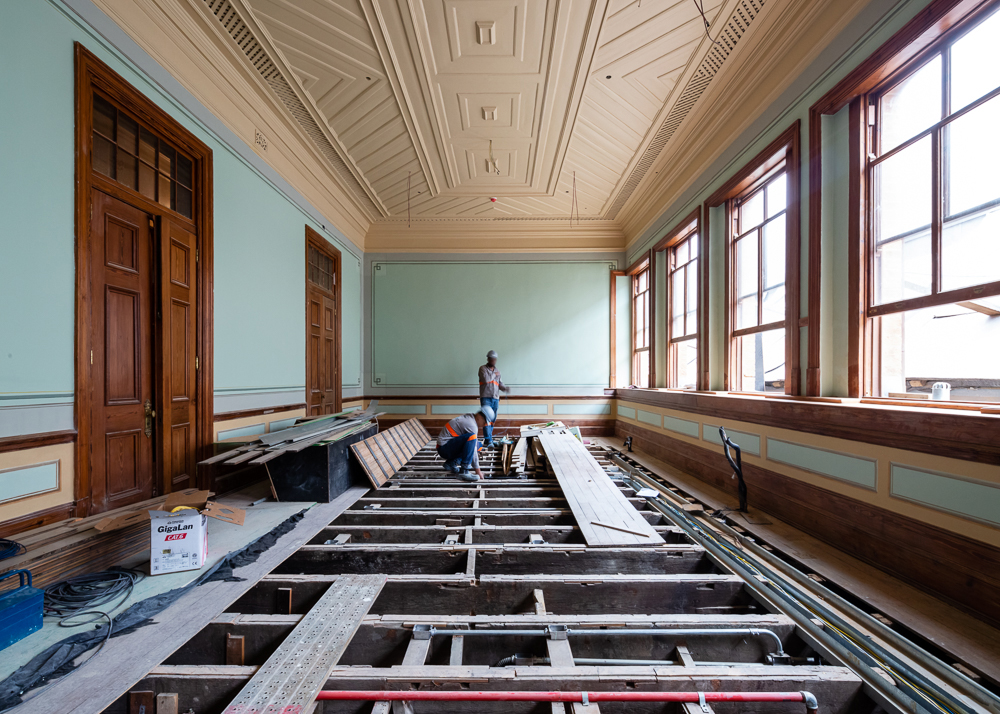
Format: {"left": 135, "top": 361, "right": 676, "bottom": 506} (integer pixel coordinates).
{"left": 536, "top": 430, "right": 665, "bottom": 547}
{"left": 350, "top": 419, "right": 432, "bottom": 488}
{"left": 0, "top": 495, "right": 169, "bottom": 590}
{"left": 200, "top": 402, "right": 384, "bottom": 468}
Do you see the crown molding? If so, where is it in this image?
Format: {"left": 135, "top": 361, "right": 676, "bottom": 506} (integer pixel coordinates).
{"left": 225, "top": 0, "right": 388, "bottom": 215}
{"left": 618, "top": 0, "right": 877, "bottom": 247}
{"left": 89, "top": 0, "right": 374, "bottom": 246}
{"left": 365, "top": 218, "right": 625, "bottom": 253}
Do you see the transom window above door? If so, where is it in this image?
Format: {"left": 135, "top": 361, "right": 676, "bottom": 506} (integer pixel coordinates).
{"left": 92, "top": 92, "right": 194, "bottom": 219}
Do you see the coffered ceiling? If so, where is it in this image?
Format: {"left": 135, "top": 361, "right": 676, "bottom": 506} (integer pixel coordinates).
{"left": 204, "top": 0, "right": 754, "bottom": 226}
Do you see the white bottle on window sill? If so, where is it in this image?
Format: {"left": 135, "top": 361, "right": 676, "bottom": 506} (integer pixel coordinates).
{"left": 931, "top": 382, "right": 951, "bottom": 401}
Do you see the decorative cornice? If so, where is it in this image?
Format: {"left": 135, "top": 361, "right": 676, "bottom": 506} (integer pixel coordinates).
{"left": 620, "top": 0, "right": 878, "bottom": 247}
{"left": 91, "top": 0, "right": 372, "bottom": 246}
{"left": 365, "top": 219, "right": 625, "bottom": 253}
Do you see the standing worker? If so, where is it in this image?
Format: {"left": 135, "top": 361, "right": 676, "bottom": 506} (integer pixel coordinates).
{"left": 479, "top": 350, "right": 510, "bottom": 447}
{"left": 436, "top": 406, "right": 494, "bottom": 482}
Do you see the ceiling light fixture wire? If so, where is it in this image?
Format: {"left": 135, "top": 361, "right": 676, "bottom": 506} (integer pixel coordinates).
{"left": 691, "top": 0, "right": 725, "bottom": 50}
{"left": 488, "top": 140, "right": 501, "bottom": 176}
{"left": 571, "top": 171, "right": 580, "bottom": 227}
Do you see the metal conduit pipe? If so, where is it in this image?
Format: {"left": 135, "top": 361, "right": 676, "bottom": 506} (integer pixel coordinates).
{"left": 416, "top": 626, "right": 785, "bottom": 656}
{"left": 315, "top": 689, "right": 820, "bottom": 713}
{"left": 495, "top": 655, "right": 765, "bottom": 667}
{"left": 607, "top": 454, "right": 980, "bottom": 714}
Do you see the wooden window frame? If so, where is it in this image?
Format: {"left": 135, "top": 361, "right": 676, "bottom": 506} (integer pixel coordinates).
{"left": 706, "top": 122, "right": 802, "bottom": 395}
{"left": 74, "top": 44, "right": 214, "bottom": 515}
{"left": 653, "top": 208, "right": 702, "bottom": 389}
{"left": 627, "top": 252, "right": 653, "bottom": 388}
{"left": 808, "top": 0, "right": 998, "bottom": 396}
{"left": 809, "top": 0, "right": 999, "bottom": 399}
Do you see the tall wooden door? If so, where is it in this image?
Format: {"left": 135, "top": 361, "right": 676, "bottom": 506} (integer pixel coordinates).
{"left": 158, "top": 217, "right": 198, "bottom": 492}
{"left": 306, "top": 230, "right": 341, "bottom": 416}
{"left": 89, "top": 190, "right": 156, "bottom": 511}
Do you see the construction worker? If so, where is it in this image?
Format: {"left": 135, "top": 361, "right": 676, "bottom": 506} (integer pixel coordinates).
{"left": 479, "top": 350, "right": 510, "bottom": 447}
{"left": 436, "top": 406, "right": 494, "bottom": 482}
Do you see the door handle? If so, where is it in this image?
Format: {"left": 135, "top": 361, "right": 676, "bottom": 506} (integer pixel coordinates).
{"left": 144, "top": 399, "right": 156, "bottom": 438}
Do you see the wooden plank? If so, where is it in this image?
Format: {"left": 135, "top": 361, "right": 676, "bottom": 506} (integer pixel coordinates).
{"left": 351, "top": 441, "right": 392, "bottom": 488}
{"left": 222, "top": 574, "right": 386, "bottom": 714}
{"left": 13, "top": 489, "right": 369, "bottom": 714}
{"left": 538, "top": 433, "right": 663, "bottom": 547}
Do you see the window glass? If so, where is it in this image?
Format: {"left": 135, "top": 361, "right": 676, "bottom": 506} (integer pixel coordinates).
{"left": 93, "top": 93, "right": 193, "bottom": 218}
{"left": 735, "top": 329, "right": 785, "bottom": 392}
{"left": 950, "top": 7, "right": 1000, "bottom": 112}
{"left": 879, "top": 56, "right": 941, "bottom": 153}
{"left": 672, "top": 339, "right": 698, "bottom": 390}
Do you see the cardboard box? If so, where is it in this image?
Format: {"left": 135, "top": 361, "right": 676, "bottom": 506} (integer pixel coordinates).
{"left": 148, "top": 508, "right": 209, "bottom": 575}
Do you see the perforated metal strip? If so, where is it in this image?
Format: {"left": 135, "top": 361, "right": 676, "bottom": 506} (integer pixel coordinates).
{"left": 222, "top": 574, "right": 386, "bottom": 714}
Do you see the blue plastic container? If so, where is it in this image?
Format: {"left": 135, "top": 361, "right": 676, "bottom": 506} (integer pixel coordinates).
{"left": 0, "top": 569, "right": 43, "bottom": 650}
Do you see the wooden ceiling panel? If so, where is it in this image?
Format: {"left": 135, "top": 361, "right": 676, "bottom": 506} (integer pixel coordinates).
{"left": 231, "top": 0, "right": 761, "bottom": 227}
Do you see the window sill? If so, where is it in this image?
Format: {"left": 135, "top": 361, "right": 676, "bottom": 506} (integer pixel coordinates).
{"left": 613, "top": 388, "right": 999, "bottom": 465}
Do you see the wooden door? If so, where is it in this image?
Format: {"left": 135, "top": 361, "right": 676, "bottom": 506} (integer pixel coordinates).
{"left": 158, "top": 217, "right": 198, "bottom": 492}
{"left": 306, "top": 231, "right": 341, "bottom": 416}
{"left": 89, "top": 190, "right": 156, "bottom": 511}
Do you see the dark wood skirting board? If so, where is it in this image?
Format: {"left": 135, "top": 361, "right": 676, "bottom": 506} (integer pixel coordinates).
{"left": 377, "top": 417, "right": 615, "bottom": 437}
{"left": 616, "top": 420, "right": 1000, "bottom": 627}
{"left": 361, "top": 395, "right": 612, "bottom": 401}
{"left": 615, "top": 389, "right": 1000, "bottom": 464}
{"left": 0, "top": 502, "right": 76, "bottom": 540}
{"left": 0, "top": 430, "right": 77, "bottom": 455}
{"left": 214, "top": 404, "right": 306, "bottom": 423}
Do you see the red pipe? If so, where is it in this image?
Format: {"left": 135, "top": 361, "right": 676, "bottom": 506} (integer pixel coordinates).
{"left": 316, "top": 689, "right": 818, "bottom": 713}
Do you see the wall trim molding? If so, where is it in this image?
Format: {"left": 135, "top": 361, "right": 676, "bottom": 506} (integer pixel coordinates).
{"left": 214, "top": 404, "right": 306, "bottom": 423}
{"left": 617, "top": 419, "right": 1000, "bottom": 627}
{"left": 0, "top": 502, "right": 77, "bottom": 540}
{"left": 0, "top": 430, "right": 77, "bottom": 456}
{"left": 616, "top": 389, "right": 1000, "bottom": 465}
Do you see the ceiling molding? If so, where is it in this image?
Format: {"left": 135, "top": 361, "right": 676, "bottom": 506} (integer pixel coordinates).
{"left": 603, "top": 0, "right": 764, "bottom": 220}
{"left": 365, "top": 218, "right": 625, "bottom": 252}
{"left": 201, "top": 0, "right": 386, "bottom": 217}
{"left": 620, "top": 0, "right": 876, "bottom": 246}
{"left": 91, "top": 0, "right": 373, "bottom": 245}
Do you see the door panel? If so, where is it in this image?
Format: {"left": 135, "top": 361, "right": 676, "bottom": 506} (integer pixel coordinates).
{"left": 307, "top": 290, "right": 338, "bottom": 415}
{"left": 90, "top": 191, "right": 155, "bottom": 511}
{"left": 160, "top": 217, "right": 198, "bottom": 492}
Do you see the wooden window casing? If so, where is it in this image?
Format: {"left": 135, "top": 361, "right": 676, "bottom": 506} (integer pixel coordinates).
{"left": 630, "top": 256, "right": 652, "bottom": 389}
{"left": 706, "top": 122, "right": 802, "bottom": 395}
{"left": 809, "top": 0, "right": 998, "bottom": 398}
{"left": 653, "top": 208, "right": 702, "bottom": 389}
{"left": 810, "top": 0, "right": 1000, "bottom": 401}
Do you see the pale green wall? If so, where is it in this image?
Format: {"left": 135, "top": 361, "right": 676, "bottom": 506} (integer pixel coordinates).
{"left": 0, "top": 0, "right": 363, "bottom": 436}
{"left": 626, "top": 0, "right": 935, "bottom": 397}
{"left": 615, "top": 274, "right": 631, "bottom": 386}
{"left": 367, "top": 258, "right": 618, "bottom": 394}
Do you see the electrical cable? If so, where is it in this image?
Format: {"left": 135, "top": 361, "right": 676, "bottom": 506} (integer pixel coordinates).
{"left": 0, "top": 538, "right": 26, "bottom": 561}
{"left": 43, "top": 568, "right": 144, "bottom": 626}
{"left": 691, "top": 0, "right": 726, "bottom": 51}
{"left": 614, "top": 454, "right": 965, "bottom": 714}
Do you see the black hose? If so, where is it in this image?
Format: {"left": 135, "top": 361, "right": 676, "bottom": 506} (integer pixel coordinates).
{"left": 43, "top": 568, "right": 144, "bottom": 626}
{"left": 0, "top": 539, "right": 26, "bottom": 561}
{"left": 719, "top": 427, "right": 748, "bottom": 513}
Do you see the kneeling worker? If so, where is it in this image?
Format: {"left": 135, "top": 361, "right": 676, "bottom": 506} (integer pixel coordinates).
{"left": 436, "top": 406, "right": 495, "bottom": 482}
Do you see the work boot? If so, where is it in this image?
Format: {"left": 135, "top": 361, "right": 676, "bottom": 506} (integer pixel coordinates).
{"left": 482, "top": 439, "right": 495, "bottom": 448}
{"left": 442, "top": 459, "right": 460, "bottom": 474}
{"left": 459, "top": 469, "right": 480, "bottom": 482}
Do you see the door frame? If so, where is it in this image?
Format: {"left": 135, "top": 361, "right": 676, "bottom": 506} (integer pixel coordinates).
{"left": 74, "top": 44, "right": 214, "bottom": 516}
{"left": 305, "top": 226, "right": 342, "bottom": 415}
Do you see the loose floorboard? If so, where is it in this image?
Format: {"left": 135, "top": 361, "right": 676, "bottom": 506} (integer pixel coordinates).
{"left": 12, "top": 487, "right": 367, "bottom": 714}
{"left": 538, "top": 433, "right": 663, "bottom": 546}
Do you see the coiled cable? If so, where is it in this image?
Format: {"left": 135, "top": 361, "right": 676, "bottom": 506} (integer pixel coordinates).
{"left": 43, "top": 568, "right": 144, "bottom": 627}
{"left": 0, "top": 538, "right": 26, "bottom": 561}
